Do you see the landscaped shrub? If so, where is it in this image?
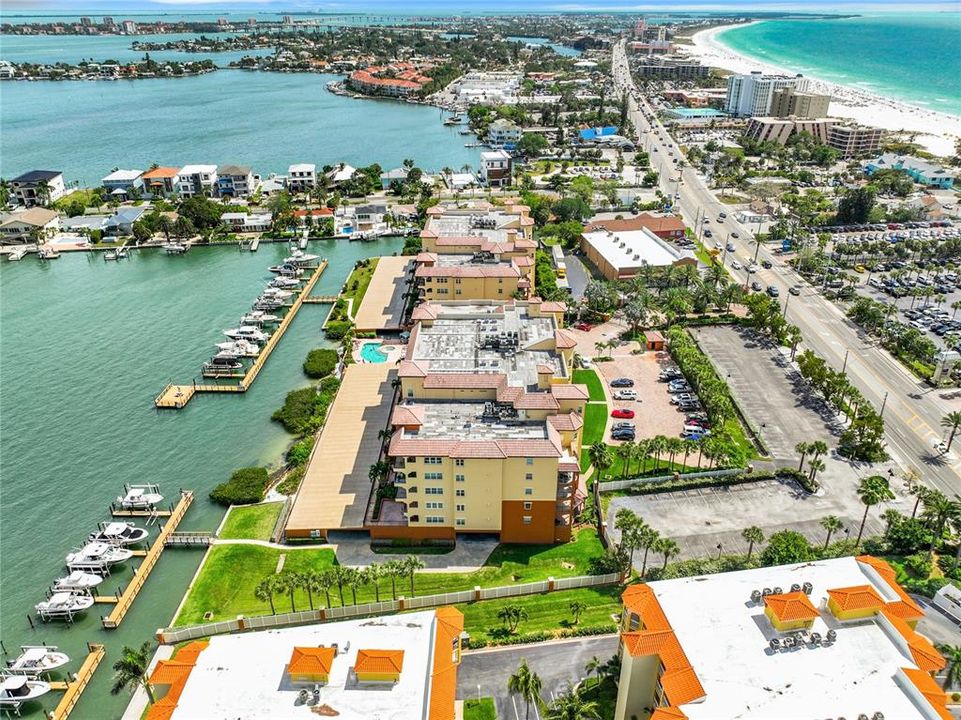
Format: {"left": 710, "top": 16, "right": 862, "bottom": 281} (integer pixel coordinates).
{"left": 286, "top": 437, "right": 315, "bottom": 467}
{"left": 760, "top": 530, "right": 813, "bottom": 566}
{"left": 272, "top": 377, "right": 341, "bottom": 435}
{"left": 209, "top": 467, "right": 269, "bottom": 506}
{"left": 303, "top": 348, "right": 338, "bottom": 378}
{"left": 324, "top": 320, "right": 352, "bottom": 341}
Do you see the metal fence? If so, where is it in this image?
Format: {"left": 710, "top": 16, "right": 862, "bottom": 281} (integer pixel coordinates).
{"left": 598, "top": 467, "right": 747, "bottom": 492}
{"left": 158, "top": 571, "right": 622, "bottom": 644}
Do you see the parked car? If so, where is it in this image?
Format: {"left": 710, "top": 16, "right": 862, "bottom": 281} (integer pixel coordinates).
{"left": 611, "top": 408, "right": 635, "bottom": 419}
{"left": 726, "top": 242, "right": 736, "bottom": 252}
{"left": 610, "top": 377, "right": 634, "bottom": 388}
{"left": 670, "top": 393, "right": 696, "bottom": 404}
{"left": 573, "top": 322, "right": 593, "bottom": 332}
{"left": 676, "top": 399, "right": 700, "bottom": 411}
{"left": 613, "top": 389, "right": 637, "bottom": 400}
{"left": 612, "top": 421, "right": 635, "bottom": 430}
{"left": 761, "top": 259, "right": 773, "bottom": 269}
{"left": 578, "top": 356, "right": 594, "bottom": 369}
{"left": 611, "top": 427, "right": 636, "bottom": 440}
{"left": 658, "top": 369, "right": 682, "bottom": 381}
{"left": 683, "top": 424, "right": 711, "bottom": 436}
{"left": 668, "top": 383, "right": 692, "bottom": 394}
{"left": 731, "top": 260, "right": 742, "bottom": 270}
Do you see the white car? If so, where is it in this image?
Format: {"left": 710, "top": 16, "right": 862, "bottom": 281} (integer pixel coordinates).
{"left": 731, "top": 260, "right": 742, "bottom": 270}
{"left": 613, "top": 389, "right": 638, "bottom": 401}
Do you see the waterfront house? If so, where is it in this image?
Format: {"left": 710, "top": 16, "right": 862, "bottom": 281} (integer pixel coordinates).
{"left": 221, "top": 212, "right": 272, "bottom": 233}
{"left": 62, "top": 214, "right": 110, "bottom": 234}
{"left": 293, "top": 208, "right": 333, "bottom": 228}
{"left": 10, "top": 170, "right": 66, "bottom": 207}
{"left": 177, "top": 165, "right": 218, "bottom": 198}
{"left": 0, "top": 207, "right": 61, "bottom": 244}
{"left": 326, "top": 163, "right": 357, "bottom": 186}
{"left": 866, "top": 154, "right": 955, "bottom": 189}
{"left": 380, "top": 167, "right": 409, "bottom": 190}
{"left": 480, "top": 150, "right": 512, "bottom": 188}
{"left": 100, "top": 169, "right": 144, "bottom": 199}
{"left": 105, "top": 206, "right": 149, "bottom": 235}
{"left": 256, "top": 174, "right": 288, "bottom": 197}
{"left": 141, "top": 167, "right": 180, "bottom": 198}
{"left": 487, "top": 118, "right": 522, "bottom": 150}
{"left": 287, "top": 163, "right": 317, "bottom": 193}
{"left": 337, "top": 203, "right": 388, "bottom": 234}
{"left": 216, "top": 165, "right": 255, "bottom": 198}
{"left": 443, "top": 172, "right": 476, "bottom": 191}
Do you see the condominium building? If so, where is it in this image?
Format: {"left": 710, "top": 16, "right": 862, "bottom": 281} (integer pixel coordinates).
{"left": 770, "top": 87, "right": 831, "bottom": 119}
{"left": 745, "top": 117, "right": 882, "bottom": 157}
{"left": 144, "top": 608, "right": 464, "bottom": 720}
{"left": 376, "top": 300, "right": 587, "bottom": 544}
{"left": 613, "top": 556, "right": 949, "bottom": 720}
{"left": 176, "top": 165, "right": 218, "bottom": 198}
{"left": 632, "top": 57, "right": 710, "bottom": 80}
{"left": 725, "top": 72, "right": 808, "bottom": 117}
{"left": 215, "top": 165, "right": 254, "bottom": 198}
{"left": 827, "top": 123, "right": 884, "bottom": 158}
{"left": 420, "top": 200, "right": 536, "bottom": 254}
{"left": 414, "top": 251, "right": 534, "bottom": 301}
{"left": 287, "top": 163, "right": 317, "bottom": 192}
{"left": 9, "top": 170, "right": 66, "bottom": 207}
{"left": 348, "top": 63, "right": 432, "bottom": 98}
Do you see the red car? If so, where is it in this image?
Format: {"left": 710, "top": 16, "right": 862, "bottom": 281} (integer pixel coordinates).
{"left": 611, "top": 409, "right": 635, "bottom": 419}
{"left": 573, "top": 322, "right": 593, "bottom": 331}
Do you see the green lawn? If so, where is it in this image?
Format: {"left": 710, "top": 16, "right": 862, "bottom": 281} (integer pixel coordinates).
{"left": 461, "top": 586, "right": 621, "bottom": 647}
{"left": 579, "top": 675, "right": 619, "bottom": 719}
{"left": 218, "top": 502, "right": 283, "bottom": 541}
{"left": 464, "top": 698, "right": 497, "bottom": 720}
{"left": 583, "top": 404, "right": 608, "bottom": 445}
{"left": 573, "top": 369, "right": 606, "bottom": 402}
{"left": 328, "top": 258, "right": 379, "bottom": 323}
{"left": 175, "top": 529, "right": 606, "bottom": 626}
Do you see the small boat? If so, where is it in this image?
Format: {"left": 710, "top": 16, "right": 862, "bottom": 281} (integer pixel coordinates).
{"left": 65, "top": 542, "right": 133, "bottom": 570}
{"left": 89, "top": 521, "right": 149, "bottom": 547}
{"left": 0, "top": 675, "right": 51, "bottom": 705}
{"left": 239, "top": 311, "right": 280, "bottom": 327}
{"left": 224, "top": 326, "right": 268, "bottom": 343}
{"left": 162, "top": 242, "right": 188, "bottom": 255}
{"left": 38, "top": 246, "right": 60, "bottom": 260}
{"left": 104, "top": 249, "right": 119, "bottom": 261}
{"left": 203, "top": 355, "right": 244, "bottom": 375}
{"left": 116, "top": 484, "right": 164, "bottom": 511}
{"left": 53, "top": 571, "right": 104, "bottom": 593}
{"left": 282, "top": 250, "right": 319, "bottom": 266}
{"left": 261, "top": 287, "right": 294, "bottom": 300}
{"left": 252, "top": 297, "right": 285, "bottom": 311}
{"left": 35, "top": 592, "right": 94, "bottom": 622}
{"left": 6, "top": 646, "right": 70, "bottom": 676}
{"left": 269, "top": 276, "right": 301, "bottom": 289}
{"left": 216, "top": 339, "right": 261, "bottom": 356}
{"left": 268, "top": 263, "right": 303, "bottom": 277}
{"left": 116, "top": 246, "right": 129, "bottom": 259}
{"left": 460, "top": 129, "right": 472, "bottom": 135}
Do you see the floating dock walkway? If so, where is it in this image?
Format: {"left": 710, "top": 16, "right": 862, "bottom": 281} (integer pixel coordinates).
{"left": 47, "top": 643, "right": 105, "bottom": 720}
{"left": 100, "top": 491, "right": 194, "bottom": 629}
{"left": 154, "top": 260, "right": 328, "bottom": 409}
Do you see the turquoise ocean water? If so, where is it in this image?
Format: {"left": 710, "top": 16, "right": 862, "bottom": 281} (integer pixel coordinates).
{"left": 718, "top": 13, "right": 961, "bottom": 117}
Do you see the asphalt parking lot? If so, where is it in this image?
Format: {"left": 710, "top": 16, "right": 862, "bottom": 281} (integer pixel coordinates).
{"left": 456, "top": 635, "right": 619, "bottom": 719}
{"left": 691, "top": 325, "right": 844, "bottom": 459}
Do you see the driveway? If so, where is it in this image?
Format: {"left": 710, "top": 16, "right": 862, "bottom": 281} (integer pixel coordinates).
{"left": 456, "top": 635, "right": 620, "bottom": 719}
{"left": 327, "top": 532, "right": 498, "bottom": 571}
{"left": 564, "top": 253, "right": 589, "bottom": 300}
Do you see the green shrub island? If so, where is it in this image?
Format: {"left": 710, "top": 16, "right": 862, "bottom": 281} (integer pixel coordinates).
{"left": 210, "top": 467, "right": 270, "bottom": 506}
{"left": 303, "top": 348, "right": 338, "bottom": 378}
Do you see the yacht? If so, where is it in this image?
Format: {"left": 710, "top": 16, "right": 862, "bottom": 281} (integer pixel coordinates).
{"left": 240, "top": 311, "right": 280, "bottom": 327}
{"left": 0, "top": 676, "right": 51, "bottom": 706}
{"left": 89, "top": 521, "right": 149, "bottom": 547}
{"left": 268, "top": 263, "right": 302, "bottom": 277}
{"left": 252, "top": 297, "right": 285, "bottom": 311}
{"left": 203, "top": 355, "right": 244, "bottom": 376}
{"left": 116, "top": 484, "right": 164, "bottom": 510}
{"left": 34, "top": 592, "right": 94, "bottom": 621}
{"left": 282, "top": 250, "right": 319, "bottom": 265}
{"left": 269, "top": 276, "right": 301, "bottom": 289}
{"left": 261, "top": 287, "right": 294, "bottom": 299}
{"left": 223, "top": 326, "right": 268, "bottom": 343}
{"left": 6, "top": 646, "right": 70, "bottom": 676}
{"left": 52, "top": 571, "right": 104, "bottom": 593}
{"left": 216, "top": 339, "right": 261, "bottom": 357}
{"left": 65, "top": 542, "right": 133, "bottom": 570}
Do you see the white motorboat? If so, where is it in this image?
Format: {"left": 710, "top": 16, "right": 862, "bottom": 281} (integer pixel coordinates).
{"left": 252, "top": 297, "right": 285, "bottom": 311}
{"left": 104, "top": 249, "right": 119, "bottom": 261}
{"left": 261, "top": 287, "right": 294, "bottom": 299}
{"left": 53, "top": 570, "right": 104, "bottom": 593}
{"left": 240, "top": 311, "right": 280, "bottom": 327}
{"left": 35, "top": 592, "right": 95, "bottom": 621}
{"left": 203, "top": 355, "right": 244, "bottom": 376}
{"left": 89, "top": 521, "right": 149, "bottom": 547}
{"left": 116, "top": 246, "right": 130, "bottom": 259}
{"left": 224, "top": 326, "right": 268, "bottom": 343}
{"left": 283, "top": 250, "right": 319, "bottom": 265}
{"left": 65, "top": 541, "right": 133, "bottom": 570}
{"left": 269, "top": 277, "right": 301, "bottom": 289}
{"left": 0, "top": 675, "right": 51, "bottom": 705}
{"left": 116, "top": 484, "right": 164, "bottom": 510}
{"left": 6, "top": 646, "right": 70, "bottom": 676}
{"left": 216, "top": 339, "right": 261, "bottom": 357}
{"left": 162, "top": 242, "right": 188, "bottom": 254}
{"left": 268, "top": 263, "right": 302, "bottom": 277}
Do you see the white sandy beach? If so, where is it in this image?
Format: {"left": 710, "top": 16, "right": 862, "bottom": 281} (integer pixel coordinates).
{"left": 684, "top": 23, "right": 961, "bottom": 157}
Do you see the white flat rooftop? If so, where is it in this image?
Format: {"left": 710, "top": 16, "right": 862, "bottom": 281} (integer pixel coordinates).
{"left": 650, "top": 557, "right": 940, "bottom": 719}
{"left": 582, "top": 227, "right": 694, "bottom": 271}
{"left": 171, "top": 611, "right": 436, "bottom": 720}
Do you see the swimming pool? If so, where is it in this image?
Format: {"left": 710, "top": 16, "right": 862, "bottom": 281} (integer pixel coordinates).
{"left": 360, "top": 342, "right": 388, "bottom": 363}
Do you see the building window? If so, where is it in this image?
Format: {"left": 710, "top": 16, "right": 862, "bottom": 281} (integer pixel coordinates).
{"left": 455, "top": 474, "right": 465, "bottom": 483}
{"left": 407, "top": 389, "right": 414, "bottom": 399}
{"left": 522, "top": 516, "right": 532, "bottom": 525}
{"left": 426, "top": 516, "right": 445, "bottom": 524}
{"left": 424, "top": 472, "right": 443, "bottom": 481}
{"left": 524, "top": 488, "right": 533, "bottom": 496}
{"left": 456, "top": 504, "right": 465, "bottom": 512}
{"left": 525, "top": 473, "right": 533, "bottom": 481}
{"left": 456, "top": 518, "right": 466, "bottom": 526}
{"left": 425, "top": 486, "right": 444, "bottom": 494}
{"left": 309, "top": 529, "right": 321, "bottom": 538}
{"left": 524, "top": 501, "right": 532, "bottom": 510}
{"left": 526, "top": 457, "right": 534, "bottom": 465}
{"left": 455, "top": 459, "right": 465, "bottom": 467}
{"left": 456, "top": 489, "right": 465, "bottom": 497}
{"left": 425, "top": 457, "right": 442, "bottom": 465}
{"left": 426, "top": 501, "right": 443, "bottom": 509}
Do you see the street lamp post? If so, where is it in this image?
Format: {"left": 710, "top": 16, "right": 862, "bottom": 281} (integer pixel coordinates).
{"left": 842, "top": 348, "right": 850, "bottom": 374}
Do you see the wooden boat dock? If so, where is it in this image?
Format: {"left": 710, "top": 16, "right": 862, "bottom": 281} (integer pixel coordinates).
{"left": 154, "top": 260, "right": 328, "bottom": 409}
{"left": 47, "top": 643, "right": 105, "bottom": 720}
{"left": 101, "top": 491, "right": 194, "bottom": 629}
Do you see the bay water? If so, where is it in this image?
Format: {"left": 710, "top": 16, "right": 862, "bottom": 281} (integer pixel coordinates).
{"left": 0, "top": 237, "right": 401, "bottom": 718}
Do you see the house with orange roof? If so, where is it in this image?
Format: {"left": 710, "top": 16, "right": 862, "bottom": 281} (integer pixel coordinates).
{"left": 613, "top": 556, "right": 950, "bottom": 720}
{"left": 141, "top": 166, "right": 180, "bottom": 198}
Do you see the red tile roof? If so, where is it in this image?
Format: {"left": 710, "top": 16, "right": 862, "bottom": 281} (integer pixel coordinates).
{"left": 142, "top": 166, "right": 180, "bottom": 179}
{"left": 551, "top": 384, "right": 590, "bottom": 400}
{"left": 554, "top": 329, "right": 578, "bottom": 349}
{"left": 391, "top": 405, "right": 426, "bottom": 426}
{"left": 548, "top": 412, "right": 584, "bottom": 432}
{"left": 428, "top": 607, "right": 464, "bottom": 720}
{"left": 827, "top": 585, "right": 885, "bottom": 612}
{"left": 901, "top": 667, "right": 952, "bottom": 719}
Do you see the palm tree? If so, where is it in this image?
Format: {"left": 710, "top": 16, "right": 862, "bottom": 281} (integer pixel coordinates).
{"left": 638, "top": 525, "right": 660, "bottom": 577}
{"left": 508, "top": 659, "right": 543, "bottom": 720}
{"left": 544, "top": 683, "right": 600, "bottom": 720}
{"left": 254, "top": 576, "right": 278, "bottom": 614}
{"left": 796, "top": 441, "right": 811, "bottom": 471}
{"left": 938, "top": 644, "right": 961, "bottom": 689}
{"left": 615, "top": 509, "right": 644, "bottom": 568}
{"left": 810, "top": 440, "right": 828, "bottom": 464}
{"left": 301, "top": 569, "right": 323, "bottom": 610}
{"left": 588, "top": 443, "right": 613, "bottom": 482}
{"left": 656, "top": 537, "right": 680, "bottom": 569}
{"left": 742, "top": 526, "right": 765, "bottom": 561}
{"left": 342, "top": 567, "right": 362, "bottom": 605}
{"left": 584, "top": 655, "right": 602, "bottom": 686}
{"left": 942, "top": 411, "right": 961, "bottom": 452}
{"left": 404, "top": 555, "right": 425, "bottom": 597}
{"left": 569, "top": 600, "right": 587, "bottom": 625}
{"left": 362, "top": 563, "right": 382, "bottom": 602}
{"left": 498, "top": 604, "right": 528, "bottom": 634}
{"left": 276, "top": 571, "right": 299, "bottom": 612}
{"left": 921, "top": 490, "right": 961, "bottom": 554}
{"left": 649, "top": 435, "right": 667, "bottom": 471}
{"left": 807, "top": 457, "right": 826, "bottom": 486}
{"left": 856, "top": 475, "right": 895, "bottom": 546}
{"left": 617, "top": 441, "right": 634, "bottom": 478}
{"left": 384, "top": 559, "right": 402, "bottom": 600}
{"left": 820, "top": 515, "right": 844, "bottom": 550}
{"left": 111, "top": 642, "right": 155, "bottom": 704}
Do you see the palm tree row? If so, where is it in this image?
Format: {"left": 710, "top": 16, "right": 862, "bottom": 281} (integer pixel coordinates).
{"left": 253, "top": 556, "right": 426, "bottom": 614}
{"left": 615, "top": 508, "right": 679, "bottom": 576}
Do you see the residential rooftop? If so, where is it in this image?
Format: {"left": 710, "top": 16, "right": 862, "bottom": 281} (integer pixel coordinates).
{"left": 217, "top": 164, "right": 252, "bottom": 176}
{"left": 11, "top": 169, "right": 62, "bottom": 183}
{"left": 581, "top": 226, "right": 695, "bottom": 271}
{"left": 101, "top": 169, "right": 143, "bottom": 182}
{"left": 627, "top": 556, "right": 947, "bottom": 720}
{"left": 393, "top": 401, "right": 550, "bottom": 441}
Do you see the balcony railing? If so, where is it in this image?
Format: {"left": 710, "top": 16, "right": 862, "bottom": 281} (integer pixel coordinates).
{"left": 395, "top": 488, "right": 407, "bottom": 500}
{"left": 393, "top": 458, "right": 406, "bottom": 469}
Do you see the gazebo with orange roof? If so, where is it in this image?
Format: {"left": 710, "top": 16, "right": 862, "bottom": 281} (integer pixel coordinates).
{"left": 764, "top": 591, "right": 820, "bottom": 631}
{"left": 287, "top": 646, "right": 336, "bottom": 684}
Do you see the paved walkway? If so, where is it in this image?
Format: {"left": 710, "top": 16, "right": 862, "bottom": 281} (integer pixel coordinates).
{"left": 352, "top": 255, "right": 410, "bottom": 331}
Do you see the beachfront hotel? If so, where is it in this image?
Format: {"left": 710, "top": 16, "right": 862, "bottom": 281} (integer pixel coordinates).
{"left": 725, "top": 72, "right": 809, "bottom": 117}
{"left": 613, "top": 556, "right": 950, "bottom": 720}
{"left": 145, "top": 608, "right": 464, "bottom": 720}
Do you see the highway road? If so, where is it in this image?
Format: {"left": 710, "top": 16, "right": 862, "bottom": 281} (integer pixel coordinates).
{"left": 611, "top": 40, "right": 961, "bottom": 498}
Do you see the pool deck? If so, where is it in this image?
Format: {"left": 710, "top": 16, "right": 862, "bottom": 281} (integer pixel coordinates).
{"left": 285, "top": 363, "right": 396, "bottom": 538}
{"left": 352, "top": 255, "right": 411, "bottom": 333}
{"left": 352, "top": 339, "right": 407, "bottom": 364}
